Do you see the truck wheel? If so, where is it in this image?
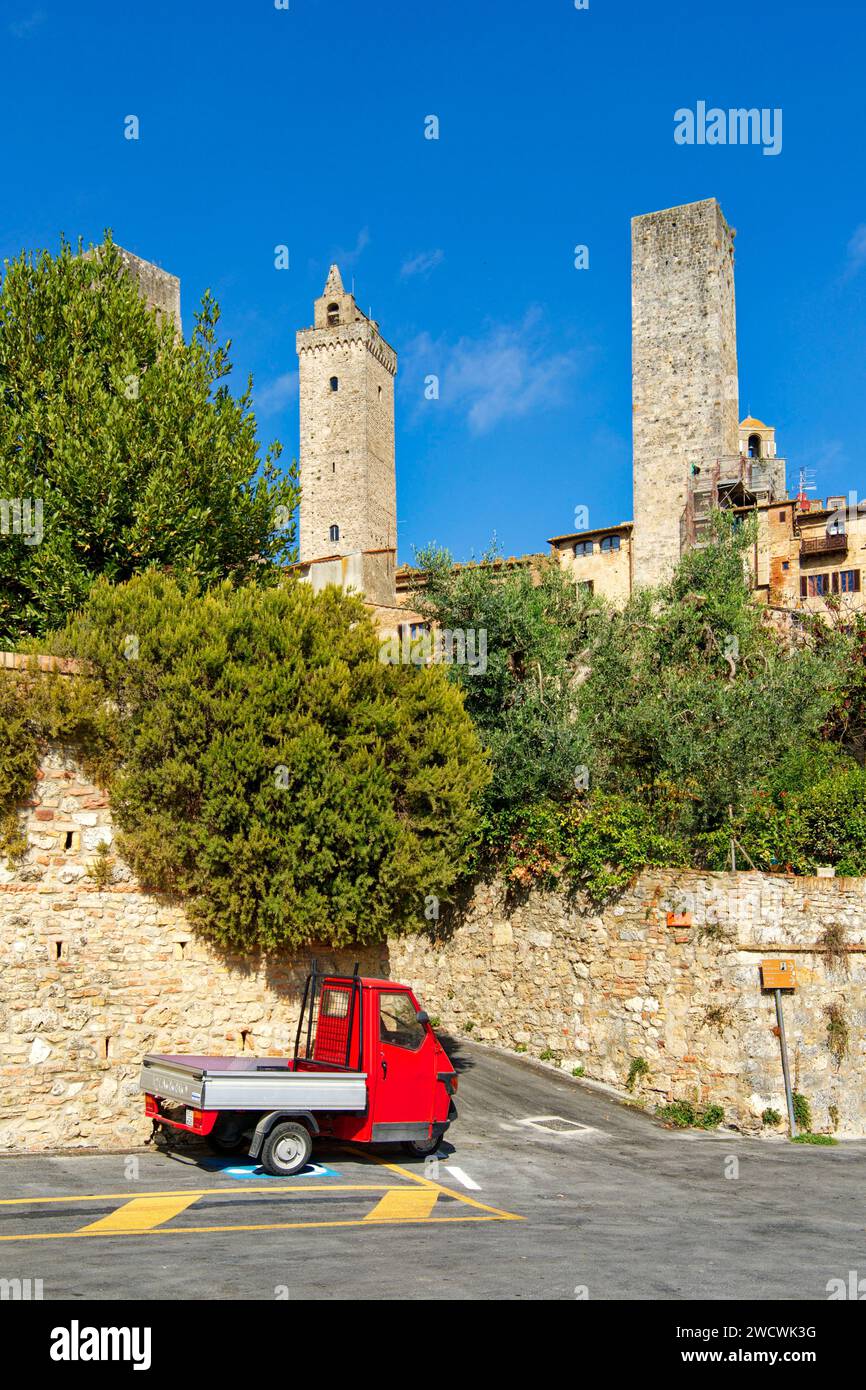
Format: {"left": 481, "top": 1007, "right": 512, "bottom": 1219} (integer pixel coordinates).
{"left": 402, "top": 1135, "right": 443, "bottom": 1158}
{"left": 261, "top": 1121, "right": 312, "bottom": 1177}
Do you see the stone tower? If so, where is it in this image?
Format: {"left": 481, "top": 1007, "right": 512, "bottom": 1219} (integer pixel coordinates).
{"left": 296, "top": 265, "right": 397, "bottom": 575}
{"left": 85, "top": 244, "right": 182, "bottom": 336}
{"left": 631, "top": 198, "right": 740, "bottom": 587}
{"left": 116, "top": 247, "right": 182, "bottom": 335}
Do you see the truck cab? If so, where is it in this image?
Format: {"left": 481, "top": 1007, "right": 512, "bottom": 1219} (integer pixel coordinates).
{"left": 304, "top": 973, "right": 456, "bottom": 1149}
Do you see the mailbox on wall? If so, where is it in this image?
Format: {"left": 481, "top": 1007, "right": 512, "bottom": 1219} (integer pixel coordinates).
{"left": 761, "top": 958, "right": 797, "bottom": 990}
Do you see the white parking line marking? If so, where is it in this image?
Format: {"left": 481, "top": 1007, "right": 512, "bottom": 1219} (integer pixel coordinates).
{"left": 444, "top": 1165, "right": 481, "bottom": 1190}
{"left": 518, "top": 1116, "right": 600, "bottom": 1137}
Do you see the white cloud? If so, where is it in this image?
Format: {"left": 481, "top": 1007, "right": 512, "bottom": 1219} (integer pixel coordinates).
{"left": 400, "top": 249, "right": 444, "bottom": 279}
{"left": 844, "top": 224, "right": 866, "bottom": 279}
{"left": 333, "top": 227, "right": 370, "bottom": 269}
{"left": 255, "top": 371, "right": 298, "bottom": 417}
{"left": 403, "top": 310, "right": 584, "bottom": 434}
{"left": 9, "top": 10, "right": 44, "bottom": 38}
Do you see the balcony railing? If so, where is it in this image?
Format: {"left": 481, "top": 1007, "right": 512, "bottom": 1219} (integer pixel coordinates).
{"left": 800, "top": 533, "right": 848, "bottom": 555}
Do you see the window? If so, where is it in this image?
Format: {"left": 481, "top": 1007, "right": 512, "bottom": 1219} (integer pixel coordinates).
{"left": 329, "top": 376, "right": 339, "bottom": 392}
{"left": 577, "top": 579, "right": 594, "bottom": 594}
{"left": 600, "top": 535, "right": 621, "bottom": 553}
{"left": 321, "top": 988, "right": 349, "bottom": 1019}
{"left": 779, "top": 511, "right": 786, "bottom": 521}
{"left": 782, "top": 561, "right": 789, "bottom": 571}
{"left": 327, "top": 303, "right": 340, "bottom": 326}
{"left": 379, "top": 993, "right": 425, "bottom": 1051}
{"left": 803, "top": 573, "right": 830, "bottom": 597}
{"left": 748, "top": 433, "right": 761, "bottom": 458}
{"left": 573, "top": 540, "right": 593, "bottom": 557}
{"left": 329, "top": 524, "right": 340, "bottom": 543}
{"left": 840, "top": 569, "right": 861, "bottom": 594}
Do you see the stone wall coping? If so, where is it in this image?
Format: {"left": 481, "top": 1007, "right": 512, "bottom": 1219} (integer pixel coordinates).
{"left": 0, "top": 650, "right": 81, "bottom": 675}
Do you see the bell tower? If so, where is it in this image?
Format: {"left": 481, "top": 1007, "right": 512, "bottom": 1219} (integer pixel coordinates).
{"left": 296, "top": 265, "right": 397, "bottom": 571}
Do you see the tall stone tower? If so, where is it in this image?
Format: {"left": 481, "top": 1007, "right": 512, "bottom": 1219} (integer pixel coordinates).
{"left": 631, "top": 198, "right": 740, "bottom": 587}
{"left": 116, "top": 247, "right": 182, "bottom": 336}
{"left": 296, "top": 266, "right": 397, "bottom": 581}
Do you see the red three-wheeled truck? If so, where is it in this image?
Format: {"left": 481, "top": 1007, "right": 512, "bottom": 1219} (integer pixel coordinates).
{"left": 139, "top": 965, "right": 458, "bottom": 1176}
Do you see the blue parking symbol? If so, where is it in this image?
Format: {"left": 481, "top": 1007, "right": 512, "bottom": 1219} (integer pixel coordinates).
{"left": 201, "top": 1157, "right": 338, "bottom": 1180}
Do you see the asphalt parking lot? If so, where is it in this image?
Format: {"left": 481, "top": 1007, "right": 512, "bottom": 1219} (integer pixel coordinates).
{"left": 1, "top": 1040, "right": 864, "bottom": 1300}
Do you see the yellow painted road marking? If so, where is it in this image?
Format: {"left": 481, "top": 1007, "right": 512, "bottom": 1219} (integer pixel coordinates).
{"left": 343, "top": 1148, "right": 522, "bottom": 1221}
{"left": 0, "top": 1214, "right": 508, "bottom": 1242}
{"left": 364, "top": 1187, "right": 439, "bottom": 1221}
{"left": 0, "top": 1184, "right": 395, "bottom": 1208}
{"left": 77, "top": 1193, "right": 203, "bottom": 1234}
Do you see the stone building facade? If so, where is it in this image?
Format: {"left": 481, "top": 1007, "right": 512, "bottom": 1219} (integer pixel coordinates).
{"left": 2, "top": 747, "right": 865, "bottom": 1151}
{"left": 548, "top": 521, "right": 633, "bottom": 603}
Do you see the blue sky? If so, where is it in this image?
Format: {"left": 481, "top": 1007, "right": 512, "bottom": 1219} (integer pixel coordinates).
{"left": 2, "top": 0, "right": 865, "bottom": 562}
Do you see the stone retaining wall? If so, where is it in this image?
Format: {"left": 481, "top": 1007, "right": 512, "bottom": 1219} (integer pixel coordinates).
{"left": 396, "top": 875, "right": 866, "bottom": 1137}
{"left": 1, "top": 750, "right": 865, "bottom": 1150}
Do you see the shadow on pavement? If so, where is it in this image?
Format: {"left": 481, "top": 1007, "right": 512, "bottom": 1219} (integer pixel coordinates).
{"left": 436, "top": 1032, "right": 473, "bottom": 1075}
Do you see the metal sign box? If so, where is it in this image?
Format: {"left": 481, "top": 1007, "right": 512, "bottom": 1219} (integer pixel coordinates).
{"left": 761, "top": 958, "right": 797, "bottom": 990}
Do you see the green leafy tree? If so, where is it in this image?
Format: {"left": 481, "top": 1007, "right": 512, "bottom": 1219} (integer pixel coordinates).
{"left": 0, "top": 233, "right": 297, "bottom": 646}
{"left": 730, "top": 758, "right": 866, "bottom": 875}
{"left": 410, "top": 544, "right": 600, "bottom": 808}
{"left": 577, "top": 514, "right": 840, "bottom": 843}
{"left": 813, "top": 610, "right": 866, "bottom": 765}
{"left": 414, "top": 516, "right": 858, "bottom": 893}
{"left": 46, "top": 571, "right": 489, "bottom": 949}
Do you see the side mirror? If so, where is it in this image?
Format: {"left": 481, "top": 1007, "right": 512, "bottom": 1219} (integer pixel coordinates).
{"left": 416, "top": 1011, "right": 429, "bottom": 1025}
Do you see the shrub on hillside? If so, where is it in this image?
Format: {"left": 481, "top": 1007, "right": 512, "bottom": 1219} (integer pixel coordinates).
{"left": 729, "top": 763, "right": 866, "bottom": 876}
{"left": 39, "top": 571, "right": 489, "bottom": 949}
{"left": 480, "top": 792, "right": 688, "bottom": 901}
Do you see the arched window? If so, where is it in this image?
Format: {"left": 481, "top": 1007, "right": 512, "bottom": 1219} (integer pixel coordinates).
{"left": 329, "top": 376, "right": 339, "bottom": 392}
{"left": 748, "top": 433, "right": 761, "bottom": 458}
{"left": 573, "top": 540, "right": 593, "bottom": 557}
{"left": 329, "top": 524, "right": 340, "bottom": 543}
{"left": 327, "top": 303, "right": 340, "bottom": 326}
{"left": 600, "top": 535, "right": 621, "bottom": 553}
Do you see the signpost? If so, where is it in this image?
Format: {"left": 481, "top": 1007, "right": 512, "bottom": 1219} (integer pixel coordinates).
{"left": 761, "top": 959, "right": 797, "bottom": 1137}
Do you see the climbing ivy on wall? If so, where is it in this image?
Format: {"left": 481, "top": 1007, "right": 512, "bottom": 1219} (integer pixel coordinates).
{"left": 0, "top": 662, "right": 114, "bottom": 865}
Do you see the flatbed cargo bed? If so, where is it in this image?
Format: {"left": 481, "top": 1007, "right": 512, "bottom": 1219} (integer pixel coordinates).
{"left": 139, "top": 1053, "right": 367, "bottom": 1112}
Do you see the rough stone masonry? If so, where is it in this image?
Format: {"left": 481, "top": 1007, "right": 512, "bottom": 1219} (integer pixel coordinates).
{"left": 631, "top": 198, "right": 740, "bottom": 588}
{"left": 1, "top": 748, "right": 864, "bottom": 1151}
